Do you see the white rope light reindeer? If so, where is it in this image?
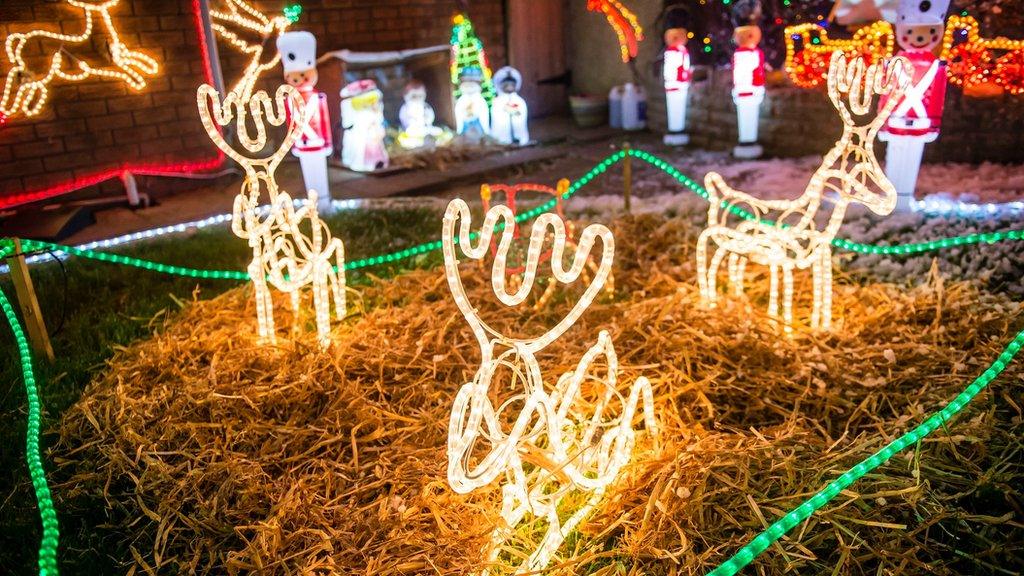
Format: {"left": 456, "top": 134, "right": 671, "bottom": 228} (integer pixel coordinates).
{"left": 443, "top": 199, "right": 658, "bottom": 574}
{"left": 1, "top": 0, "right": 159, "bottom": 119}
{"left": 210, "top": 0, "right": 291, "bottom": 100}
{"left": 696, "top": 52, "right": 911, "bottom": 332}
{"left": 197, "top": 83, "right": 345, "bottom": 347}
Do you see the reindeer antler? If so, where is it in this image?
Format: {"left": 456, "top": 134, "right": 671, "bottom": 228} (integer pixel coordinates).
{"left": 827, "top": 51, "right": 912, "bottom": 133}
{"left": 196, "top": 84, "right": 306, "bottom": 177}
{"left": 442, "top": 198, "right": 613, "bottom": 354}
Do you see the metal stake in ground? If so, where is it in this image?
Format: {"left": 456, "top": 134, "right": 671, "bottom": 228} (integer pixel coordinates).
{"left": 6, "top": 239, "right": 54, "bottom": 362}
{"left": 623, "top": 142, "right": 632, "bottom": 213}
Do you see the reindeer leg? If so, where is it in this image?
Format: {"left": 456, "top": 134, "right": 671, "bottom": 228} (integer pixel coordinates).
{"left": 313, "top": 266, "right": 330, "bottom": 347}
{"left": 811, "top": 256, "right": 822, "bottom": 330}
{"left": 250, "top": 261, "right": 275, "bottom": 344}
{"left": 783, "top": 264, "right": 794, "bottom": 335}
{"left": 696, "top": 231, "right": 712, "bottom": 305}
{"left": 290, "top": 285, "right": 301, "bottom": 336}
{"left": 768, "top": 263, "right": 779, "bottom": 319}
{"left": 332, "top": 243, "right": 347, "bottom": 319}
{"left": 708, "top": 247, "right": 728, "bottom": 306}
{"left": 822, "top": 248, "right": 833, "bottom": 331}
{"left": 735, "top": 257, "right": 747, "bottom": 298}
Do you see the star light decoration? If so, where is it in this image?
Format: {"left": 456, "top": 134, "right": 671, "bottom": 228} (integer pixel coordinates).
{"left": 197, "top": 83, "right": 346, "bottom": 347}
{"left": 697, "top": 52, "right": 911, "bottom": 332}
{"left": 587, "top": 0, "right": 644, "bottom": 62}
{"left": 210, "top": 0, "right": 292, "bottom": 100}
{"left": 783, "top": 21, "right": 895, "bottom": 88}
{"left": 479, "top": 179, "right": 614, "bottom": 310}
{"left": 941, "top": 14, "right": 1024, "bottom": 96}
{"left": 442, "top": 198, "right": 658, "bottom": 574}
{"left": 0, "top": 0, "right": 159, "bottom": 120}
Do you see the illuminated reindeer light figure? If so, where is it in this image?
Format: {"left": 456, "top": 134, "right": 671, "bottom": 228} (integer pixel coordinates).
{"left": 443, "top": 199, "right": 657, "bottom": 574}
{"left": 0, "top": 0, "right": 159, "bottom": 118}
{"left": 696, "top": 52, "right": 911, "bottom": 332}
{"left": 210, "top": 0, "right": 291, "bottom": 100}
{"left": 197, "top": 84, "right": 345, "bottom": 347}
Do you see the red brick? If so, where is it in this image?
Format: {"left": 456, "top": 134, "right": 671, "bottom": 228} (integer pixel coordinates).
{"left": 76, "top": 82, "right": 128, "bottom": 100}
{"left": 139, "top": 136, "right": 185, "bottom": 157}
{"left": 120, "top": 16, "right": 161, "bottom": 33}
{"left": 87, "top": 112, "right": 134, "bottom": 132}
{"left": 44, "top": 151, "right": 95, "bottom": 171}
{"left": 7, "top": 158, "right": 46, "bottom": 175}
{"left": 133, "top": 106, "right": 178, "bottom": 125}
{"left": 0, "top": 145, "right": 11, "bottom": 163}
{"left": 34, "top": 120, "right": 86, "bottom": 138}
{"left": 54, "top": 99, "right": 108, "bottom": 119}
{"left": 64, "top": 132, "right": 114, "bottom": 152}
{"left": 113, "top": 124, "right": 159, "bottom": 145}
{"left": 106, "top": 94, "right": 153, "bottom": 112}
{"left": 12, "top": 140, "right": 62, "bottom": 160}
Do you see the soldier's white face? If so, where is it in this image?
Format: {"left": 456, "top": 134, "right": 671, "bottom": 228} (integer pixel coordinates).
{"left": 461, "top": 81, "right": 481, "bottom": 96}
{"left": 896, "top": 23, "right": 942, "bottom": 51}
{"left": 405, "top": 87, "right": 427, "bottom": 103}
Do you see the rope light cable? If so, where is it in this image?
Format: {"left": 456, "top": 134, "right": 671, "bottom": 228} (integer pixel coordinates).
{"left": 0, "top": 244, "right": 60, "bottom": 576}
{"left": 706, "top": 327, "right": 1024, "bottom": 576}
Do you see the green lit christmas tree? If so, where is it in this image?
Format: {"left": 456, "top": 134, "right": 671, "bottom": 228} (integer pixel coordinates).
{"left": 450, "top": 13, "right": 495, "bottom": 104}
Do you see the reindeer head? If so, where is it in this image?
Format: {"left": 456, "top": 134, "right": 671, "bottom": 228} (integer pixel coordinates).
{"left": 825, "top": 51, "right": 912, "bottom": 215}
{"left": 442, "top": 198, "right": 613, "bottom": 358}
{"left": 197, "top": 83, "right": 306, "bottom": 201}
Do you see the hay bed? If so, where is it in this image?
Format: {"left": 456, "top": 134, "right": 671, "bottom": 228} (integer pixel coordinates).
{"left": 55, "top": 214, "right": 1024, "bottom": 575}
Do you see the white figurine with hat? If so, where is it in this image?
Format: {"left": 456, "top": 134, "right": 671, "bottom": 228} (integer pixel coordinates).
{"left": 491, "top": 66, "right": 529, "bottom": 146}
{"left": 398, "top": 79, "right": 445, "bottom": 149}
{"left": 276, "top": 31, "right": 333, "bottom": 214}
{"left": 339, "top": 79, "right": 389, "bottom": 172}
{"left": 730, "top": 0, "right": 766, "bottom": 159}
{"left": 879, "top": 0, "right": 950, "bottom": 210}
{"left": 662, "top": 3, "right": 693, "bottom": 146}
{"left": 454, "top": 66, "right": 490, "bottom": 141}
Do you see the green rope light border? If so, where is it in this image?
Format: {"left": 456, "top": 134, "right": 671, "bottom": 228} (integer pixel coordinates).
{"left": 13, "top": 150, "right": 1024, "bottom": 279}
{"left": 707, "top": 328, "right": 1024, "bottom": 576}
{"left": 0, "top": 246, "right": 60, "bottom": 576}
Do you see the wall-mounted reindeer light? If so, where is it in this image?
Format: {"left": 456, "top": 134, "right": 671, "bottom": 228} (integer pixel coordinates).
{"left": 696, "top": 52, "right": 911, "bottom": 333}
{"left": 197, "top": 83, "right": 346, "bottom": 347}
{"left": 0, "top": 0, "right": 159, "bottom": 119}
{"left": 210, "top": 0, "right": 291, "bottom": 100}
{"left": 442, "top": 198, "right": 657, "bottom": 574}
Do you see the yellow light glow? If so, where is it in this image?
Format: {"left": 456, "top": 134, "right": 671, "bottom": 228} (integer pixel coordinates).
{"left": 197, "top": 83, "right": 346, "bottom": 347}
{"left": 941, "top": 14, "right": 1024, "bottom": 95}
{"left": 697, "top": 52, "right": 911, "bottom": 332}
{"left": 783, "top": 21, "right": 895, "bottom": 89}
{"left": 0, "top": 0, "right": 160, "bottom": 119}
{"left": 210, "top": 0, "right": 291, "bottom": 99}
{"left": 442, "top": 198, "right": 657, "bottom": 573}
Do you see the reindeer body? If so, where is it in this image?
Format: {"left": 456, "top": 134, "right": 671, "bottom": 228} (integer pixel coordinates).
{"left": 1, "top": 0, "right": 158, "bottom": 118}
{"left": 198, "top": 84, "right": 345, "bottom": 347}
{"left": 696, "top": 52, "right": 911, "bottom": 332}
{"left": 443, "top": 199, "right": 657, "bottom": 574}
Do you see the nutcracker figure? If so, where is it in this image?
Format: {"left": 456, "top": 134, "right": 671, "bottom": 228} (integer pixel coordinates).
{"left": 731, "top": 0, "right": 766, "bottom": 159}
{"left": 454, "top": 66, "right": 490, "bottom": 141}
{"left": 339, "top": 79, "right": 389, "bottom": 172}
{"left": 662, "top": 4, "right": 692, "bottom": 146}
{"left": 398, "top": 79, "right": 444, "bottom": 149}
{"left": 879, "top": 0, "right": 950, "bottom": 210}
{"left": 277, "top": 31, "right": 333, "bottom": 213}
{"left": 491, "top": 66, "right": 530, "bottom": 146}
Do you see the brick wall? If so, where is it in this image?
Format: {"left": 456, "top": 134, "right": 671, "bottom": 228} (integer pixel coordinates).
{"left": 0, "top": 0, "right": 507, "bottom": 206}
{"left": 644, "top": 68, "right": 1024, "bottom": 164}
{"left": 0, "top": 0, "right": 219, "bottom": 202}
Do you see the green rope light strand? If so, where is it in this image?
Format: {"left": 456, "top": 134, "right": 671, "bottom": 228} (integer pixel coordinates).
{"left": 706, "top": 328, "right": 1024, "bottom": 576}
{"left": 0, "top": 247, "right": 60, "bottom": 575}
{"left": 20, "top": 239, "right": 249, "bottom": 281}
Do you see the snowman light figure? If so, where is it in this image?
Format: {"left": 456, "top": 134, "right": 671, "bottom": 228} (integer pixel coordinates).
{"left": 731, "top": 0, "right": 766, "bottom": 159}
{"left": 662, "top": 4, "right": 693, "bottom": 146}
{"left": 340, "top": 79, "right": 389, "bottom": 172}
{"left": 878, "top": 0, "right": 950, "bottom": 210}
{"left": 455, "top": 66, "right": 491, "bottom": 140}
{"left": 276, "top": 31, "right": 333, "bottom": 213}
{"left": 491, "top": 66, "right": 530, "bottom": 146}
{"left": 398, "top": 79, "right": 444, "bottom": 149}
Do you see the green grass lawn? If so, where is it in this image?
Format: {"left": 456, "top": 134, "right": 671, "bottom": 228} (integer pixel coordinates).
{"left": 0, "top": 206, "right": 445, "bottom": 574}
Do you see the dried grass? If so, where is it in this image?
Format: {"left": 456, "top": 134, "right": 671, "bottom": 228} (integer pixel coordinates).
{"left": 54, "top": 214, "right": 1024, "bottom": 575}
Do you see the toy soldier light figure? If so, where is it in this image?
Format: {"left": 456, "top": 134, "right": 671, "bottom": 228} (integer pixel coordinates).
{"left": 662, "top": 4, "right": 692, "bottom": 146}
{"left": 339, "top": 79, "right": 389, "bottom": 172}
{"left": 455, "top": 66, "right": 490, "bottom": 141}
{"left": 879, "top": 0, "right": 950, "bottom": 210}
{"left": 731, "top": 0, "right": 766, "bottom": 159}
{"left": 277, "top": 31, "right": 333, "bottom": 213}
{"left": 491, "top": 66, "right": 530, "bottom": 146}
{"left": 398, "top": 79, "right": 443, "bottom": 149}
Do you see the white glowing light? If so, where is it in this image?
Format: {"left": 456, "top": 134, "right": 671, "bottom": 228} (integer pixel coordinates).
{"left": 697, "top": 52, "right": 911, "bottom": 332}
{"left": 0, "top": 0, "right": 160, "bottom": 119}
{"left": 442, "top": 198, "right": 657, "bottom": 574}
{"left": 210, "top": 0, "right": 291, "bottom": 100}
{"left": 197, "top": 83, "right": 346, "bottom": 347}
{"left": 911, "top": 197, "right": 1024, "bottom": 217}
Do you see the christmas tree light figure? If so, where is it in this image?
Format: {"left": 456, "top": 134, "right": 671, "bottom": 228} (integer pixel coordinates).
{"left": 450, "top": 13, "right": 495, "bottom": 105}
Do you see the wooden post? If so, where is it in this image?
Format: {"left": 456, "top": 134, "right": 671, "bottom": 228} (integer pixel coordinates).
{"left": 7, "top": 239, "right": 55, "bottom": 362}
{"left": 622, "top": 141, "right": 632, "bottom": 213}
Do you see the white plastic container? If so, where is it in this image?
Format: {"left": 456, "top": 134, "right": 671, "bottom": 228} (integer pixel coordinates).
{"left": 608, "top": 85, "right": 623, "bottom": 128}
{"left": 621, "top": 83, "right": 646, "bottom": 130}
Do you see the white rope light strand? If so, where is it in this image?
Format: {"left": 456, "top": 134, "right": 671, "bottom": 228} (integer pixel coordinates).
{"left": 442, "top": 198, "right": 657, "bottom": 574}
{"left": 696, "top": 52, "right": 912, "bottom": 333}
